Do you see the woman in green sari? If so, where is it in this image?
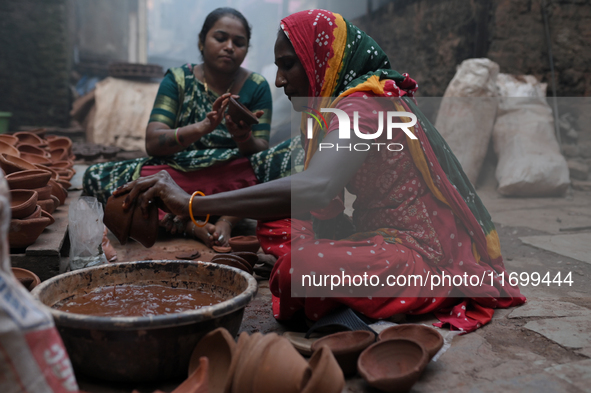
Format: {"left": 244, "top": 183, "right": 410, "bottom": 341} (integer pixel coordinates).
{"left": 83, "top": 7, "right": 302, "bottom": 246}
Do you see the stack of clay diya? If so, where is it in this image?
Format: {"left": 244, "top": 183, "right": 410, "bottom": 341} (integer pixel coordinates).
{"left": 103, "top": 193, "right": 159, "bottom": 248}
{"left": 209, "top": 236, "right": 261, "bottom": 275}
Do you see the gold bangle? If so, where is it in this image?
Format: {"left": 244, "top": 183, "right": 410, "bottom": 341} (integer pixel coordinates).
{"left": 189, "top": 191, "right": 209, "bottom": 228}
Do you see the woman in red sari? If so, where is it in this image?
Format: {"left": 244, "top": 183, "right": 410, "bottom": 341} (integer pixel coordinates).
{"left": 115, "top": 10, "right": 525, "bottom": 333}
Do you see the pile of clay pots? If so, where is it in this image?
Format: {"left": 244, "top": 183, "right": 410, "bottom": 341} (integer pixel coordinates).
{"left": 1, "top": 131, "right": 75, "bottom": 249}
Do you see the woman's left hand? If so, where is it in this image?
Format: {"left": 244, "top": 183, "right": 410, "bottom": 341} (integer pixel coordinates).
{"left": 225, "top": 110, "right": 264, "bottom": 141}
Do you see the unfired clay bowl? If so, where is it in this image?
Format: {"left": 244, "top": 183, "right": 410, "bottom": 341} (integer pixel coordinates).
{"left": 10, "top": 190, "right": 38, "bottom": 219}
{"left": 357, "top": 339, "right": 429, "bottom": 393}
{"left": 228, "top": 236, "right": 260, "bottom": 253}
{"left": 6, "top": 169, "right": 52, "bottom": 190}
{"left": 12, "top": 267, "right": 41, "bottom": 291}
{"left": 188, "top": 327, "right": 235, "bottom": 393}
{"left": 227, "top": 97, "right": 259, "bottom": 126}
{"left": 301, "top": 345, "right": 345, "bottom": 393}
{"left": 378, "top": 324, "right": 444, "bottom": 360}
{"left": 104, "top": 194, "right": 134, "bottom": 245}
{"left": 9, "top": 216, "right": 52, "bottom": 248}
{"left": 129, "top": 201, "right": 159, "bottom": 248}
{"left": 311, "top": 330, "right": 375, "bottom": 375}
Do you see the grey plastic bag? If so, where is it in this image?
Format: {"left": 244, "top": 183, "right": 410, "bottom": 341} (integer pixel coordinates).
{"left": 68, "top": 196, "right": 107, "bottom": 270}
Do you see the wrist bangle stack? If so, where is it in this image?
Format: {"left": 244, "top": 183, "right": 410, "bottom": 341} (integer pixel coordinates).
{"left": 232, "top": 130, "right": 252, "bottom": 144}
{"left": 174, "top": 128, "right": 183, "bottom": 147}
{"left": 189, "top": 191, "right": 209, "bottom": 228}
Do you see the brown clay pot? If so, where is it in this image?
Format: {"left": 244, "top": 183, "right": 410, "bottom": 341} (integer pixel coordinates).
{"left": 10, "top": 190, "right": 38, "bottom": 219}
{"left": 225, "top": 332, "right": 249, "bottom": 393}
{"left": 212, "top": 245, "right": 232, "bottom": 253}
{"left": 357, "top": 339, "right": 429, "bottom": 393}
{"left": 188, "top": 327, "right": 235, "bottom": 393}
{"left": 14, "top": 132, "right": 45, "bottom": 146}
{"left": 35, "top": 164, "right": 59, "bottom": 180}
{"left": 378, "top": 324, "right": 444, "bottom": 360}
{"left": 228, "top": 236, "right": 260, "bottom": 253}
{"left": 212, "top": 254, "right": 253, "bottom": 274}
{"left": 23, "top": 205, "right": 42, "bottom": 220}
{"left": 9, "top": 216, "right": 52, "bottom": 248}
{"left": 56, "top": 179, "right": 72, "bottom": 190}
{"left": 104, "top": 194, "right": 135, "bottom": 245}
{"left": 227, "top": 97, "right": 259, "bottom": 126}
{"left": 0, "top": 134, "right": 19, "bottom": 146}
{"left": 57, "top": 169, "right": 74, "bottom": 181}
{"left": 47, "top": 137, "right": 72, "bottom": 154}
{"left": 41, "top": 209, "right": 55, "bottom": 225}
{"left": 232, "top": 333, "right": 278, "bottom": 393}
{"left": 11, "top": 267, "right": 41, "bottom": 291}
{"left": 0, "top": 141, "right": 20, "bottom": 157}
{"left": 6, "top": 169, "right": 52, "bottom": 190}
{"left": 49, "top": 159, "right": 73, "bottom": 170}
{"left": 310, "top": 330, "right": 375, "bottom": 376}
{"left": 50, "top": 195, "right": 61, "bottom": 211}
{"left": 301, "top": 345, "right": 345, "bottom": 393}
{"left": 17, "top": 144, "right": 51, "bottom": 158}
{"left": 129, "top": 201, "right": 159, "bottom": 248}
{"left": 37, "top": 199, "right": 56, "bottom": 214}
{"left": 230, "top": 252, "right": 258, "bottom": 267}
{"left": 49, "top": 148, "right": 70, "bottom": 162}
{"left": 49, "top": 179, "right": 67, "bottom": 205}
{"left": 20, "top": 152, "right": 53, "bottom": 166}
{"left": 174, "top": 356, "right": 209, "bottom": 393}
{"left": 0, "top": 153, "right": 37, "bottom": 174}
{"left": 31, "top": 184, "right": 52, "bottom": 200}
{"left": 253, "top": 336, "right": 311, "bottom": 393}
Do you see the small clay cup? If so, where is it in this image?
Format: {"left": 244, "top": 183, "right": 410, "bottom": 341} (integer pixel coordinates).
{"left": 17, "top": 144, "right": 50, "bottom": 158}
{"left": 0, "top": 153, "right": 37, "bottom": 174}
{"left": 378, "top": 324, "right": 444, "bottom": 360}
{"left": 188, "top": 327, "right": 235, "bottom": 393}
{"left": 0, "top": 141, "right": 20, "bottom": 157}
{"left": 311, "top": 330, "right": 375, "bottom": 375}
{"left": 228, "top": 235, "right": 260, "bottom": 253}
{"left": 230, "top": 252, "right": 258, "bottom": 267}
{"left": 49, "top": 179, "right": 67, "bottom": 205}
{"left": 11, "top": 267, "right": 41, "bottom": 291}
{"left": 301, "top": 345, "right": 345, "bottom": 393}
{"left": 6, "top": 169, "right": 52, "bottom": 190}
{"left": 14, "top": 132, "right": 45, "bottom": 146}
{"left": 20, "top": 153, "right": 52, "bottom": 166}
{"left": 23, "top": 205, "right": 42, "bottom": 220}
{"left": 253, "top": 336, "right": 311, "bottom": 393}
{"left": 9, "top": 216, "right": 52, "bottom": 248}
{"left": 47, "top": 137, "right": 72, "bottom": 154}
{"left": 357, "top": 339, "right": 429, "bottom": 393}
{"left": 10, "top": 190, "right": 38, "bottom": 219}
{"left": 37, "top": 199, "right": 56, "bottom": 214}
{"left": 31, "top": 184, "right": 52, "bottom": 200}
{"left": 128, "top": 201, "right": 159, "bottom": 248}
{"left": 227, "top": 97, "right": 259, "bottom": 126}
{"left": 104, "top": 194, "right": 134, "bottom": 245}
{"left": 0, "top": 134, "right": 19, "bottom": 146}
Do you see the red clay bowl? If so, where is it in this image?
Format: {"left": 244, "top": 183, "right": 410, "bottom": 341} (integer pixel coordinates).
{"left": 227, "top": 97, "right": 259, "bottom": 126}
{"left": 20, "top": 153, "right": 53, "bottom": 166}
{"left": 0, "top": 141, "right": 20, "bottom": 157}
{"left": 10, "top": 189, "right": 38, "bottom": 219}
{"left": 49, "top": 148, "right": 70, "bottom": 162}
{"left": 301, "top": 345, "right": 345, "bottom": 393}
{"left": 188, "top": 327, "right": 235, "bottom": 393}
{"left": 228, "top": 235, "right": 260, "bottom": 253}
{"left": 12, "top": 267, "right": 41, "bottom": 291}
{"left": 31, "top": 184, "right": 52, "bottom": 200}
{"left": 311, "top": 330, "right": 375, "bottom": 376}
{"left": 14, "top": 132, "right": 45, "bottom": 146}
{"left": 0, "top": 134, "right": 19, "bottom": 146}
{"left": 212, "top": 245, "right": 232, "bottom": 253}
{"left": 17, "top": 143, "right": 51, "bottom": 158}
{"left": 357, "top": 339, "right": 429, "bottom": 393}
{"left": 104, "top": 194, "right": 134, "bottom": 245}
{"left": 9, "top": 216, "right": 52, "bottom": 248}
{"left": 47, "top": 137, "right": 72, "bottom": 153}
{"left": 35, "top": 164, "right": 59, "bottom": 180}
{"left": 211, "top": 255, "right": 252, "bottom": 275}
{"left": 22, "top": 204, "right": 42, "bottom": 220}
{"left": 49, "top": 179, "right": 67, "bottom": 205}
{"left": 56, "top": 179, "right": 72, "bottom": 190}
{"left": 6, "top": 169, "right": 52, "bottom": 190}
{"left": 128, "top": 202, "right": 159, "bottom": 248}
{"left": 37, "top": 198, "right": 56, "bottom": 214}
{"left": 378, "top": 324, "right": 444, "bottom": 360}
{"left": 57, "top": 169, "right": 74, "bottom": 181}
{"left": 49, "top": 159, "right": 73, "bottom": 170}
{"left": 232, "top": 333, "right": 278, "bottom": 393}
{"left": 41, "top": 209, "right": 55, "bottom": 225}
{"left": 0, "top": 153, "right": 37, "bottom": 174}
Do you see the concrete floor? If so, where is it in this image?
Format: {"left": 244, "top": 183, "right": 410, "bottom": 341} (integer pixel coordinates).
{"left": 78, "top": 180, "right": 591, "bottom": 393}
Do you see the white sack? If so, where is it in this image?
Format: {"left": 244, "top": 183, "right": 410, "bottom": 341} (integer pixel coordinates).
{"left": 493, "top": 74, "right": 569, "bottom": 196}
{"left": 435, "top": 58, "right": 499, "bottom": 184}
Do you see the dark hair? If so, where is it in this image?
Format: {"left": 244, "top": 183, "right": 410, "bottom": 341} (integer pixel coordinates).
{"left": 198, "top": 8, "right": 252, "bottom": 55}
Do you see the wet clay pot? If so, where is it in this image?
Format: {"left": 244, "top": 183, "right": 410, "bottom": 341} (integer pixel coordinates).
{"left": 175, "top": 357, "right": 209, "bottom": 393}
{"left": 14, "top": 132, "right": 45, "bottom": 146}
{"left": 0, "top": 153, "right": 37, "bottom": 174}
{"left": 0, "top": 141, "right": 20, "bottom": 157}
{"left": 31, "top": 260, "right": 258, "bottom": 382}
{"left": 10, "top": 190, "right": 38, "bottom": 219}
{"left": 12, "top": 267, "right": 41, "bottom": 291}
{"left": 228, "top": 236, "right": 260, "bottom": 253}
{"left": 357, "top": 339, "right": 429, "bottom": 393}
{"left": 253, "top": 336, "right": 312, "bottom": 393}
{"left": 311, "top": 330, "right": 375, "bottom": 375}
{"left": 0, "top": 134, "right": 19, "bottom": 146}
{"left": 104, "top": 194, "right": 134, "bottom": 245}
{"left": 378, "top": 324, "right": 444, "bottom": 360}
{"left": 37, "top": 198, "right": 56, "bottom": 214}
{"left": 9, "top": 216, "right": 52, "bottom": 248}
{"left": 227, "top": 97, "right": 259, "bottom": 126}
{"left": 301, "top": 345, "right": 345, "bottom": 393}
{"left": 6, "top": 169, "right": 52, "bottom": 190}
{"left": 189, "top": 327, "right": 235, "bottom": 393}
{"left": 129, "top": 201, "right": 159, "bottom": 248}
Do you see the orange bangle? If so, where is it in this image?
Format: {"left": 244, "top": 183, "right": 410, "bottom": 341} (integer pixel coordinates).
{"left": 189, "top": 191, "right": 209, "bottom": 228}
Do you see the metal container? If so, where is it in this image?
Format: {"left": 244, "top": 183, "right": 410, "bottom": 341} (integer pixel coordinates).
{"left": 31, "top": 260, "right": 258, "bottom": 382}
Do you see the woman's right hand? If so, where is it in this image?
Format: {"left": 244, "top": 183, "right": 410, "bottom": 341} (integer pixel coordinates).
{"left": 201, "top": 93, "right": 232, "bottom": 134}
{"left": 113, "top": 171, "right": 191, "bottom": 219}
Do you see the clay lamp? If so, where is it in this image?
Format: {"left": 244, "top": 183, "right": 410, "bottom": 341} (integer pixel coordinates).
{"left": 128, "top": 200, "right": 159, "bottom": 248}
{"left": 31, "top": 184, "right": 52, "bottom": 200}
{"left": 357, "top": 339, "right": 429, "bottom": 393}
{"left": 104, "top": 194, "right": 134, "bottom": 245}
{"left": 211, "top": 255, "right": 252, "bottom": 274}
{"left": 22, "top": 205, "right": 42, "bottom": 220}
{"left": 253, "top": 336, "right": 312, "bottom": 393}
{"left": 378, "top": 324, "right": 444, "bottom": 360}
{"left": 230, "top": 252, "right": 258, "bottom": 268}
{"left": 228, "top": 235, "right": 260, "bottom": 253}
{"left": 9, "top": 216, "right": 52, "bottom": 248}
{"left": 14, "top": 132, "right": 45, "bottom": 146}
{"left": 48, "top": 180, "right": 67, "bottom": 206}
{"left": 49, "top": 159, "right": 73, "bottom": 170}
{"left": 41, "top": 209, "right": 55, "bottom": 225}
{"left": 283, "top": 332, "right": 323, "bottom": 357}
{"left": 310, "top": 330, "right": 375, "bottom": 376}
{"left": 225, "top": 332, "right": 249, "bottom": 393}
{"left": 20, "top": 152, "right": 53, "bottom": 166}
{"left": 6, "top": 169, "right": 52, "bottom": 190}
{"left": 0, "top": 153, "right": 37, "bottom": 174}
{"left": 10, "top": 190, "right": 38, "bottom": 219}
{"left": 37, "top": 198, "right": 55, "bottom": 214}
{"left": 56, "top": 179, "right": 72, "bottom": 190}
{"left": 174, "top": 356, "right": 209, "bottom": 393}
{"left": 47, "top": 137, "right": 72, "bottom": 154}
{"left": 57, "top": 169, "right": 74, "bottom": 181}
{"left": 0, "top": 134, "right": 19, "bottom": 146}
{"left": 17, "top": 144, "right": 51, "bottom": 158}
{"left": 301, "top": 345, "right": 345, "bottom": 393}
{"left": 0, "top": 141, "right": 20, "bottom": 157}
{"left": 49, "top": 148, "right": 70, "bottom": 163}
{"left": 232, "top": 333, "right": 279, "bottom": 393}
{"left": 227, "top": 97, "right": 259, "bottom": 126}
{"left": 212, "top": 245, "right": 232, "bottom": 253}
{"left": 11, "top": 267, "right": 41, "bottom": 291}
{"left": 188, "top": 327, "right": 235, "bottom": 393}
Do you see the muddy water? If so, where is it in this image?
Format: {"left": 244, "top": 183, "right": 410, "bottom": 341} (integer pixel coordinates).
{"left": 55, "top": 284, "right": 223, "bottom": 317}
